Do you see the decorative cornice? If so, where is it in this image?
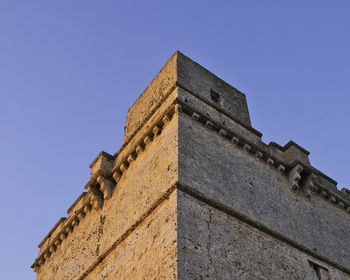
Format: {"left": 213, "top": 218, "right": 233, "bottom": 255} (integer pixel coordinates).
{"left": 37, "top": 217, "right": 66, "bottom": 249}
{"left": 178, "top": 99, "right": 350, "bottom": 214}
{"left": 112, "top": 106, "right": 176, "bottom": 184}
{"left": 32, "top": 193, "right": 93, "bottom": 271}
{"left": 67, "top": 192, "right": 87, "bottom": 214}
{"left": 177, "top": 82, "right": 262, "bottom": 137}
{"left": 114, "top": 83, "right": 178, "bottom": 158}
{"left": 32, "top": 103, "right": 178, "bottom": 272}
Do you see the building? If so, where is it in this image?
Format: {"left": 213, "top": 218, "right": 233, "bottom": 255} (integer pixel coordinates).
{"left": 32, "top": 51, "right": 350, "bottom": 279}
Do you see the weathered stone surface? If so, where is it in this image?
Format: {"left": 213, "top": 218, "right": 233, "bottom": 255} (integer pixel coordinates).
{"left": 178, "top": 112, "right": 350, "bottom": 270}
{"left": 124, "top": 51, "right": 252, "bottom": 146}
{"left": 85, "top": 190, "right": 177, "bottom": 280}
{"left": 178, "top": 190, "right": 349, "bottom": 280}
{"left": 33, "top": 51, "right": 350, "bottom": 279}
{"left": 34, "top": 112, "right": 178, "bottom": 279}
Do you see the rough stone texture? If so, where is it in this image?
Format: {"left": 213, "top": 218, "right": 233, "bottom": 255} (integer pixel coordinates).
{"left": 85, "top": 190, "right": 177, "bottom": 280}
{"left": 34, "top": 109, "right": 178, "bottom": 279}
{"left": 178, "top": 111, "right": 350, "bottom": 270}
{"left": 124, "top": 51, "right": 252, "bottom": 146}
{"left": 178, "top": 191, "right": 349, "bottom": 280}
{"left": 33, "top": 51, "right": 350, "bottom": 279}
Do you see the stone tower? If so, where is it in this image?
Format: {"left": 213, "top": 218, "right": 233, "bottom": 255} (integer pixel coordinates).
{"left": 32, "top": 52, "right": 350, "bottom": 279}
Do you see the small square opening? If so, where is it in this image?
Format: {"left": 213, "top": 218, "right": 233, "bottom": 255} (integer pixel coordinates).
{"left": 210, "top": 90, "right": 220, "bottom": 103}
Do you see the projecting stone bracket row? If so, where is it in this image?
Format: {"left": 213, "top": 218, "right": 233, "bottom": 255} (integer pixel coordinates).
{"left": 31, "top": 105, "right": 176, "bottom": 272}
{"left": 177, "top": 95, "right": 350, "bottom": 211}
{"left": 32, "top": 95, "right": 350, "bottom": 272}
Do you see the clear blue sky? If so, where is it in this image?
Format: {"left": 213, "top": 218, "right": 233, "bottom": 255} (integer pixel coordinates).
{"left": 1, "top": 1, "right": 349, "bottom": 279}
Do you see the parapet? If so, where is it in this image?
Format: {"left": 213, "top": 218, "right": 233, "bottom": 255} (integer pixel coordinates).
{"left": 123, "top": 51, "right": 252, "bottom": 146}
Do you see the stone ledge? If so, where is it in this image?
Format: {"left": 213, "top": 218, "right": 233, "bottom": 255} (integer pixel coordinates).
{"left": 67, "top": 192, "right": 87, "bottom": 215}
{"left": 37, "top": 217, "right": 66, "bottom": 249}
{"left": 32, "top": 194, "right": 93, "bottom": 271}
{"left": 76, "top": 183, "right": 177, "bottom": 280}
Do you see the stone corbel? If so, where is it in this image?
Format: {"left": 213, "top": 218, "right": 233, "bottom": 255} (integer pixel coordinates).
{"left": 243, "top": 144, "right": 251, "bottom": 153}
{"left": 162, "top": 113, "right": 171, "bottom": 124}
{"left": 135, "top": 144, "right": 144, "bottom": 155}
{"left": 112, "top": 169, "right": 122, "bottom": 183}
{"left": 77, "top": 211, "right": 85, "bottom": 221}
{"left": 153, "top": 125, "right": 160, "bottom": 136}
{"left": 289, "top": 164, "right": 303, "bottom": 191}
{"left": 97, "top": 175, "right": 115, "bottom": 200}
{"left": 277, "top": 164, "right": 286, "bottom": 173}
{"left": 83, "top": 204, "right": 92, "bottom": 215}
{"left": 205, "top": 121, "right": 213, "bottom": 129}
{"left": 54, "top": 239, "right": 62, "bottom": 246}
{"left": 174, "top": 104, "right": 182, "bottom": 113}
{"left": 49, "top": 245, "right": 56, "bottom": 254}
{"left": 192, "top": 112, "right": 200, "bottom": 121}
{"left": 304, "top": 173, "right": 317, "bottom": 198}
{"left": 267, "top": 158, "right": 275, "bottom": 166}
{"left": 87, "top": 184, "right": 103, "bottom": 210}
{"left": 231, "top": 136, "right": 239, "bottom": 145}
